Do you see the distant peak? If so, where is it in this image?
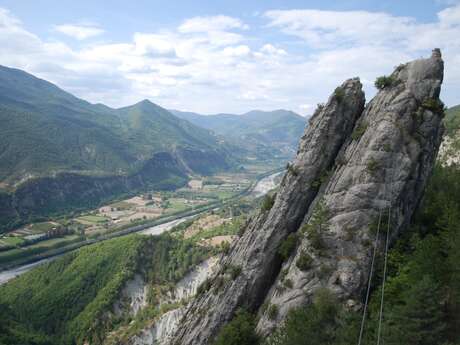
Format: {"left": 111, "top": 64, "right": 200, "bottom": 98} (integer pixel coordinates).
{"left": 138, "top": 99, "right": 154, "bottom": 106}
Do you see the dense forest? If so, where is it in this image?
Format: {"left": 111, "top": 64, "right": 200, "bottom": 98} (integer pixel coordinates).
{"left": 0, "top": 233, "right": 214, "bottom": 345}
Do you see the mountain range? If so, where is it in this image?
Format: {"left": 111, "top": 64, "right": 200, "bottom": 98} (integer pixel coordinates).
{"left": 0, "top": 65, "right": 305, "bottom": 230}
{"left": 171, "top": 109, "right": 305, "bottom": 158}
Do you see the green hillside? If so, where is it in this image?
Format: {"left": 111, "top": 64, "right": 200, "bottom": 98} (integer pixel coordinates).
{"left": 444, "top": 104, "right": 460, "bottom": 135}
{"left": 0, "top": 65, "right": 236, "bottom": 230}
{"left": 0, "top": 66, "right": 232, "bottom": 186}
{"left": 0, "top": 233, "right": 212, "bottom": 345}
{"left": 170, "top": 109, "right": 306, "bottom": 158}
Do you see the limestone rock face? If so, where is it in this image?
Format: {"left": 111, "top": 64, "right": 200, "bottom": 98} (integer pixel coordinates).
{"left": 256, "top": 50, "right": 444, "bottom": 334}
{"left": 169, "top": 79, "right": 365, "bottom": 345}
{"left": 163, "top": 50, "right": 444, "bottom": 345}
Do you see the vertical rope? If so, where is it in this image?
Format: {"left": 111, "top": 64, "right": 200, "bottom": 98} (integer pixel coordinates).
{"left": 375, "top": 136, "right": 398, "bottom": 345}
{"left": 376, "top": 184, "right": 393, "bottom": 344}
{"left": 357, "top": 209, "right": 383, "bottom": 345}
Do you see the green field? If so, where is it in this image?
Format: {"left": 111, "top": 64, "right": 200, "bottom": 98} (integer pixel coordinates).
{"left": 28, "top": 222, "right": 57, "bottom": 233}
{"left": 0, "top": 235, "right": 81, "bottom": 265}
{"left": 108, "top": 201, "right": 134, "bottom": 210}
{"left": 26, "top": 235, "right": 80, "bottom": 250}
{"left": 76, "top": 215, "right": 108, "bottom": 224}
{"left": 0, "top": 236, "right": 25, "bottom": 246}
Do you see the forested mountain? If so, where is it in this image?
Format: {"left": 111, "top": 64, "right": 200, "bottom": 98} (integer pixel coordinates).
{"left": 170, "top": 109, "right": 306, "bottom": 157}
{"left": 0, "top": 66, "right": 239, "bottom": 230}
{"left": 0, "top": 65, "right": 233, "bottom": 186}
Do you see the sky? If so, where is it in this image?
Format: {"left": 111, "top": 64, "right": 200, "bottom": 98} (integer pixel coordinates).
{"left": 0, "top": 0, "right": 459, "bottom": 115}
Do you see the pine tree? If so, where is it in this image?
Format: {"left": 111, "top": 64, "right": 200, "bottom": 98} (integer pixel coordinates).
{"left": 385, "top": 275, "right": 445, "bottom": 345}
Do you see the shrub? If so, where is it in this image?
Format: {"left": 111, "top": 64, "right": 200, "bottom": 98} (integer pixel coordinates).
{"left": 213, "top": 276, "right": 226, "bottom": 293}
{"left": 302, "top": 199, "right": 329, "bottom": 251}
{"left": 316, "top": 103, "right": 325, "bottom": 112}
{"left": 318, "top": 264, "right": 334, "bottom": 280}
{"left": 197, "top": 278, "right": 212, "bottom": 295}
{"left": 286, "top": 163, "right": 300, "bottom": 176}
{"left": 261, "top": 194, "right": 276, "bottom": 212}
{"left": 334, "top": 87, "right": 345, "bottom": 102}
{"left": 279, "top": 268, "right": 288, "bottom": 281}
{"left": 307, "top": 228, "right": 324, "bottom": 250}
{"left": 268, "top": 304, "right": 279, "bottom": 320}
{"left": 267, "top": 289, "right": 341, "bottom": 345}
{"left": 421, "top": 98, "right": 446, "bottom": 116}
{"left": 351, "top": 123, "right": 367, "bottom": 141}
{"left": 284, "top": 278, "right": 293, "bottom": 289}
{"left": 278, "top": 233, "right": 298, "bottom": 261}
{"left": 296, "top": 251, "right": 313, "bottom": 271}
{"left": 221, "top": 241, "right": 231, "bottom": 254}
{"left": 366, "top": 158, "right": 380, "bottom": 175}
{"left": 213, "top": 309, "right": 260, "bottom": 345}
{"left": 383, "top": 143, "right": 392, "bottom": 152}
{"left": 310, "top": 169, "right": 332, "bottom": 189}
{"left": 375, "top": 75, "right": 396, "bottom": 90}
{"left": 229, "top": 265, "right": 242, "bottom": 279}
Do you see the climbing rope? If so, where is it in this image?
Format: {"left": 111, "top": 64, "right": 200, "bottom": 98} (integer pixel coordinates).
{"left": 358, "top": 131, "right": 396, "bottom": 345}
{"left": 357, "top": 208, "right": 383, "bottom": 345}
{"left": 376, "top": 206, "right": 391, "bottom": 345}
{"left": 376, "top": 154, "right": 396, "bottom": 345}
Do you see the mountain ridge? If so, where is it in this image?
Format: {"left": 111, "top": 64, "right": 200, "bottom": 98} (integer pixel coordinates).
{"left": 170, "top": 108, "right": 306, "bottom": 158}
{"left": 0, "top": 65, "right": 235, "bottom": 230}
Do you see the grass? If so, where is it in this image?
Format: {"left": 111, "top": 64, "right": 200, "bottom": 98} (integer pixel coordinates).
{"left": 0, "top": 235, "right": 82, "bottom": 266}
{"left": 28, "top": 222, "right": 57, "bottom": 233}
{"left": 77, "top": 215, "right": 108, "bottom": 224}
{"left": 0, "top": 236, "right": 25, "bottom": 246}
{"left": 166, "top": 199, "right": 189, "bottom": 212}
{"left": 108, "top": 201, "right": 134, "bottom": 210}
{"left": 26, "top": 235, "right": 80, "bottom": 250}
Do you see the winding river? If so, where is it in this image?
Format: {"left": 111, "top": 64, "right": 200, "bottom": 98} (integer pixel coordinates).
{"left": 0, "top": 170, "right": 283, "bottom": 285}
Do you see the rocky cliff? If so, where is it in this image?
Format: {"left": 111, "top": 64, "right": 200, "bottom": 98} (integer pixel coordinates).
{"left": 138, "top": 50, "right": 444, "bottom": 345}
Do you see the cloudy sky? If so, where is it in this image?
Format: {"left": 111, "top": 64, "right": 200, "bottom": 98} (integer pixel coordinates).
{"left": 0, "top": 0, "right": 459, "bottom": 115}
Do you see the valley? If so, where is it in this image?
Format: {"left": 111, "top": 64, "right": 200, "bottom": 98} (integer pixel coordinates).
{"left": 0, "top": 4, "right": 459, "bottom": 344}
{"left": 0, "top": 164, "right": 283, "bottom": 283}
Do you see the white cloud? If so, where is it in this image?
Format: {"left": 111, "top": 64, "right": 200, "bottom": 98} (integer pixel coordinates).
{"left": 260, "top": 44, "right": 287, "bottom": 56}
{"left": 223, "top": 45, "right": 251, "bottom": 57}
{"left": 54, "top": 23, "right": 104, "bottom": 40}
{"left": 178, "top": 15, "right": 248, "bottom": 33}
{"left": 264, "top": 9, "right": 416, "bottom": 49}
{"left": 0, "top": 6, "right": 460, "bottom": 116}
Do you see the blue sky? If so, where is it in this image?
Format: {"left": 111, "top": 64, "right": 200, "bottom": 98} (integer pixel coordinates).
{"left": 0, "top": 0, "right": 459, "bottom": 114}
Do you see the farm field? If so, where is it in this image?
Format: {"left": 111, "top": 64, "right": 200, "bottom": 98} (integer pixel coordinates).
{"left": 0, "top": 161, "right": 282, "bottom": 269}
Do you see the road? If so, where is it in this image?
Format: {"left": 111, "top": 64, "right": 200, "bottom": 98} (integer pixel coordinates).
{"left": 0, "top": 170, "right": 283, "bottom": 285}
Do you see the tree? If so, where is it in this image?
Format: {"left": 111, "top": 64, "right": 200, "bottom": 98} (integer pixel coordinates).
{"left": 385, "top": 275, "right": 445, "bottom": 345}
{"left": 268, "top": 288, "right": 340, "bottom": 345}
{"left": 214, "top": 309, "right": 260, "bottom": 345}
{"left": 302, "top": 199, "right": 330, "bottom": 250}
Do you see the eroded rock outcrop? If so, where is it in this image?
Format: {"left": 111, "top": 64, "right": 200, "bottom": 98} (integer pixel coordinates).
{"left": 168, "top": 78, "right": 366, "bottom": 345}
{"left": 155, "top": 50, "right": 444, "bottom": 345}
{"left": 257, "top": 49, "right": 444, "bottom": 334}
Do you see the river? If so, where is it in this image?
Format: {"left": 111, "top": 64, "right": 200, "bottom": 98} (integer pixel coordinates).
{"left": 0, "top": 171, "right": 283, "bottom": 285}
